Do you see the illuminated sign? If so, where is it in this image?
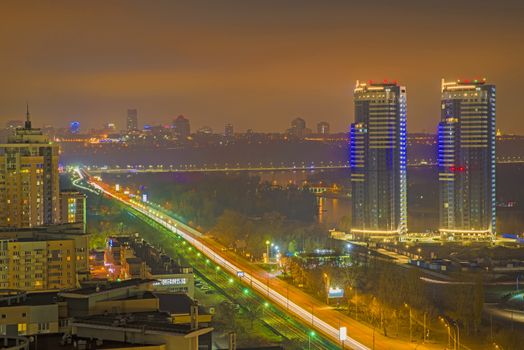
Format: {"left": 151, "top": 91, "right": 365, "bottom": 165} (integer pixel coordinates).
{"left": 328, "top": 287, "right": 344, "bottom": 299}
{"left": 142, "top": 194, "right": 148, "bottom": 202}
{"left": 237, "top": 271, "right": 245, "bottom": 277}
{"left": 339, "top": 326, "right": 347, "bottom": 341}
{"left": 153, "top": 278, "right": 187, "bottom": 286}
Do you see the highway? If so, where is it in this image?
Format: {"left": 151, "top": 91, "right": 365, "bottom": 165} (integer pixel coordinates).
{"left": 125, "top": 205, "right": 336, "bottom": 349}
{"left": 77, "top": 168, "right": 444, "bottom": 350}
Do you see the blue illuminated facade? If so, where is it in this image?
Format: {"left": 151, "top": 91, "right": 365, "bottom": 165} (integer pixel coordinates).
{"left": 438, "top": 79, "right": 496, "bottom": 240}
{"left": 350, "top": 81, "right": 407, "bottom": 239}
{"left": 70, "top": 121, "right": 80, "bottom": 134}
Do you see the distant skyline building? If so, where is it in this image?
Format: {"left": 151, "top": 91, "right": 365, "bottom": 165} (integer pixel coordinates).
{"left": 103, "top": 122, "right": 116, "bottom": 132}
{"left": 317, "top": 121, "right": 330, "bottom": 134}
{"left": 172, "top": 115, "right": 190, "bottom": 139}
{"left": 291, "top": 117, "right": 306, "bottom": 130}
{"left": 5, "top": 120, "right": 24, "bottom": 129}
{"left": 126, "top": 108, "right": 138, "bottom": 131}
{"left": 350, "top": 81, "right": 408, "bottom": 239}
{"left": 197, "top": 126, "right": 213, "bottom": 135}
{"left": 70, "top": 120, "right": 80, "bottom": 134}
{"left": 287, "top": 117, "right": 310, "bottom": 138}
{"left": 0, "top": 106, "right": 60, "bottom": 228}
{"left": 438, "top": 78, "right": 496, "bottom": 240}
{"left": 225, "top": 123, "right": 234, "bottom": 137}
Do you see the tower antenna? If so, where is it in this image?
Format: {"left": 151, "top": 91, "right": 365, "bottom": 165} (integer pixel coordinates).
{"left": 25, "top": 103, "right": 31, "bottom": 129}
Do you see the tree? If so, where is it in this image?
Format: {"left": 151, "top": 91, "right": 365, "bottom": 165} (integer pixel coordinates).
{"left": 212, "top": 210, "right": 249, "bottom": 247}
{"left": 214, "top": 301, "right": 238, "bottom": 333}
{"left": 288, "top": 240, "right": 298, "bottom": 254}
{"left": 245, "top": 304, "right": 262, "bottom": 329}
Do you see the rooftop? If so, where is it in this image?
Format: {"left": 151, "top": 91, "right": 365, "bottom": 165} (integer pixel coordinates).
{"left": 125, "top": 257, "right": 143, "bottom": 264}
{"left": 73, "top": 311, "right": 212, "bottom": 336}
{"left": 32, "top": 334, "right": 163, "bottom": 350}
{"left": 0, "top": 291, "right": 60, "bottom": 307}
{"left": 156, "top": 293, "right": 208, "bottom": 315}
{"left": 59, "top": 278, "right": 156, "bottom": 297}
{"left": 0, "top": 224, "right": 88, "bottom": 237}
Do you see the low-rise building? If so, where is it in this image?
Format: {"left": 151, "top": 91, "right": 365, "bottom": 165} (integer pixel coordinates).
{"left": 0, "top": 290, "right": 66, "bottom": 338}
{"left": 0, "top": 225, "right": 89, "bottom": 290}
{"left": 156, "top": 293, "right": 212, "bottom": 326}
{"left": 59, "top": 279, "right": 157, "bottom": 317}
{"left": 72, "top": 312, "right": 212, "bottom": 350}
{"left": 0, "top": 279, "right": 213, "bottom": 350}
{"left": 107, "top": 237, "right": 194, "bottom": 297}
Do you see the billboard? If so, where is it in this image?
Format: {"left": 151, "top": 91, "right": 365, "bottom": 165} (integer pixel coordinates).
{"left": 328, "top": 286, "right": 344, "bottom": 299}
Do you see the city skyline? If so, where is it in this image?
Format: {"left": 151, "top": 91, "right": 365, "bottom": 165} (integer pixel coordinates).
{"left": 1, "top": 1, "right": 524, "bottom": 133}
{"left": 0, "top": 79, "right": 518, "bottom": 136}
{"left": 1, "top": 2, "right": 524, "bottom": 349}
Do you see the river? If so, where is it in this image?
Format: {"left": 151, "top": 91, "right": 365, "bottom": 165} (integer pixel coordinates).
{"left": 249, "top": 169, "right": 351, "bottom": 226}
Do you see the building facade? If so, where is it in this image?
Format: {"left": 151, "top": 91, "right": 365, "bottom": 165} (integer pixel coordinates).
{"left": 0, "top": 291, "right": 62, "bottom": 339}
{"left": 0, "top": 109, "right": 60, "bottom": 228}
{"left": 0, "top": 226, "right": 89, "bottom": 291}
{"left": 350, "top": 81, "right": 407, "bottom": 240}
{"left": 59, "top": 190, "right": 86, "bottom": 232}
{"left": 438, "top": 79, "right": 496, "bottom": 240}
{"left": 0, "top": 238, "right": 76, "bottom": 290}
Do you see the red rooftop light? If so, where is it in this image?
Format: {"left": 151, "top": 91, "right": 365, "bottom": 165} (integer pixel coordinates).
{"left": 450, "top": 166, "right": 465, "bottom": 172}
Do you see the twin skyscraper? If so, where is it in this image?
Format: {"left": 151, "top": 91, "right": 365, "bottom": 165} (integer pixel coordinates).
{"left": 349, "top": 79, "right": 496, "bottom": 241}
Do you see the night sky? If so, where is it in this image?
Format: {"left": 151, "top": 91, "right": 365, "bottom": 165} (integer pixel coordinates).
{"left": 1, "top": 0, "right": 523, "bottom": 133}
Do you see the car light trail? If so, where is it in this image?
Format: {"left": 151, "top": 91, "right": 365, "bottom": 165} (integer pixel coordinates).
{"left": 78, "top": 169, "right": 369, "bottom": 350}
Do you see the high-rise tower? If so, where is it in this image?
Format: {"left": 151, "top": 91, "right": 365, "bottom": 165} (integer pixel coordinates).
{"left": 350, "top": 81, "right": 407, "bottom": 240}
{"left": 126, "top": 109, "right": 138, "bottom": 131}
{"left": 224, "top": 123, "right": 234, "bottom": 137}
{"left": 172, "top": 115, "right": 191, "bottom": 139}
{"left": 438, "top": 79, "right": 496, "bottom": 240}
{"left": 0, "top": 106, "right": 60, "bottom": 227}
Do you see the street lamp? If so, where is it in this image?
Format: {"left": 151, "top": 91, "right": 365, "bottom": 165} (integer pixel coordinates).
{"left": 265, "top": 240, "right": 271, "bottom": 263}
{"left": 323, "top": 273, "right": 330, "bottom": 304}
{"left": 453, "top": 321, "right": 460, "bottom": 350}
{"left": 308, "top": 330, "right": 316, "bottom": 350}
{"left": 404, "top": 303, "right": 412, "bottom": 342}
{"left": 440, "top": 316, "right": 455, "bottom": 349}
{"left": 350, "top": 286, "right": 359, "bottom": 320}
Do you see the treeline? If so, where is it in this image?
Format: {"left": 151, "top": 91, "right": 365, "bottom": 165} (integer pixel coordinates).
{"left": 112, "top": 173, "right": 327, "bottom": 255}
{"left": 131, "top": 174, "right": 317, "bottom": 227}
{"left": 211, "top": 210, "right": 331, "bottom": 256}
{"left": 286, "top": 256, "right": 486, "bottom": 341}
